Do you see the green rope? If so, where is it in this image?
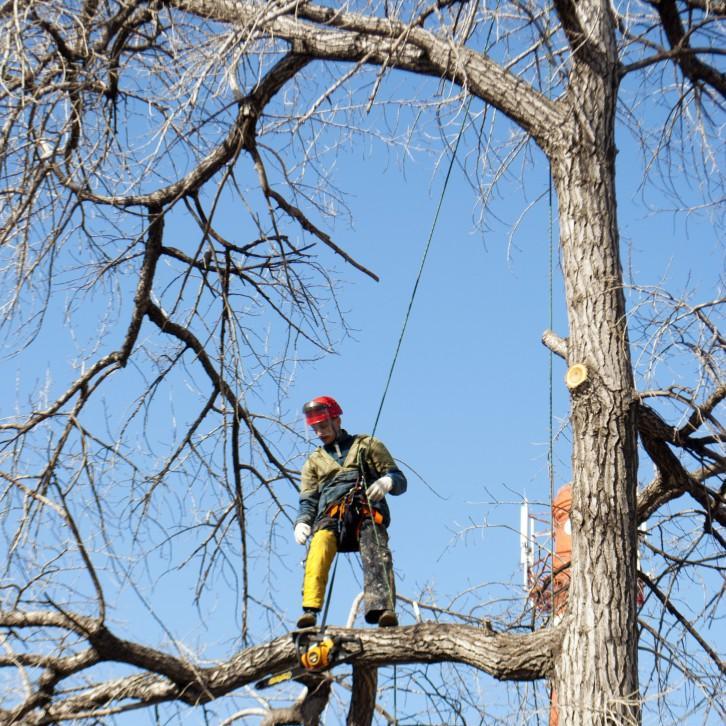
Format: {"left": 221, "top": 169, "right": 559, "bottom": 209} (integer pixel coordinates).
{"left": 371, "top": 96, "right": 473, "bottom": 439}
{"left": 548, "top": 167, "right": 556, "bottom": 618}
{"left": 546, "top": 57, "right": 556, "bottom": 619}
{"left": 364, "top": 94, "right": 474, "bottom": 726}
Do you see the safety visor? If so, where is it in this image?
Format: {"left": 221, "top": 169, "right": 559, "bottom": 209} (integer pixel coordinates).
{"left": 303, "top": 401, "right": 333, "bottom": 426}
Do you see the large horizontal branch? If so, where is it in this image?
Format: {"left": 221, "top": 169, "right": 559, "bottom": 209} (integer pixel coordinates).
{"left": 0, "top": 610, "right": 201, "bottom": 685}
{"left": 59, "top": 52, "right": 309, "bottom": 208}
{"left": 172, "top": 0, "right": 565, "bottom": 150}
{"left": 12, "top": 622, "right": 561, "bottom": 722}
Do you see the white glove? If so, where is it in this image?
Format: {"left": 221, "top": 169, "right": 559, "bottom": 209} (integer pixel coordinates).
{"left": 294, "top": 522, "right": 311, "bottom": 545}
{"left": 366, "top": 475, "right": 393, "bottom": 502}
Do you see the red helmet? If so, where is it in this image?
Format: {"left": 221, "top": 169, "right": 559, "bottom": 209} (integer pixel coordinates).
{"left": 302, "top": 396, "right": 342, "bottom": 426}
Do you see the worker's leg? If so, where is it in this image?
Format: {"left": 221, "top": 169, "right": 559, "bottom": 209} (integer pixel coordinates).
{"left": 359, "top": 521, "right": 396, "bottom": 624}
{"left": 302, "top": 527, "right": 337, "bottom": 611}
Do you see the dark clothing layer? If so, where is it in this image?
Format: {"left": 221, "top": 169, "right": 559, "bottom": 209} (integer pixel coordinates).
{"left": 296, "top": 430, "right": 407, "bottom": 528}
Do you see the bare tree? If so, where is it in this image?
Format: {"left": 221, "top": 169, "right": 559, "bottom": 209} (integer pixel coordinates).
{"left": 0, "top": 1, "right": 723, "bottom": 725}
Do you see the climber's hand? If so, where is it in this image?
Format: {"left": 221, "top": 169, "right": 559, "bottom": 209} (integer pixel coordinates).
{"left": 294, "top": 522, "right": 311, "bottom": 545}
{"left": 366, "top": 475, "right": 393, "bottom": 502}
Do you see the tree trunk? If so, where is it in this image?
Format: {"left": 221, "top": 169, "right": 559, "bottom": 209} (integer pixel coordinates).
{"left": 347, "top": 665, "right": 377, "bottom": 725}
{"left": 550, "top": 1, "right": 640, "bottom": 722}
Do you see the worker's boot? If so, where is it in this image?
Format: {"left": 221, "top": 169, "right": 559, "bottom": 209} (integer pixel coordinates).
{"left": 377, "top": 610, "right": 398, "bottom": 627}
{"left": 296, "top": 608, "right": 318, "bottom": 628}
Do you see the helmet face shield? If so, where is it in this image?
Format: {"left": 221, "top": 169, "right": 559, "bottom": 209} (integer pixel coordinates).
{"left": 302, "top": 396, "right": 342, "bottom": 426}
{"left": 303, "top": 402, "right": 332, "bottom": 426}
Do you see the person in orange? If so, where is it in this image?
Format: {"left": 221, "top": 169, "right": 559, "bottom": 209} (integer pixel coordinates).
{"left": 294, "top": 396, "right": 407, "bottom": 628}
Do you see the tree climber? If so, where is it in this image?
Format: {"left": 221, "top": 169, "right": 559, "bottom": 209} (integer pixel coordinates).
{"left": 294, "top": 396, "right": 407, "bottom": 629}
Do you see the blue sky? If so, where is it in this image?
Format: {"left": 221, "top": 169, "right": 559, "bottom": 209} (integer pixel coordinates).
{"left": 280, "top": 113, "right": 721, "bottom": 626}
{"left": 2, "top": 49, "right": 723, "bottom": 725}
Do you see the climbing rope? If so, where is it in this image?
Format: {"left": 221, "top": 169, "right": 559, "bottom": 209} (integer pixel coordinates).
{"left": 548, "top": 167, "right": 556, "bottom": 617}
{"left": 365, "top": 17, "right": 497, "bottom": 711}
{"left": 319, "top": 40, "right": 484, "bottom": 726}
{"left": 359, "top": 95, "right": 476, "bottom": 726}
{"left": 546, "top": 61, "right": 557, "bottom": 620}
{"left": 371, "top": 96, "right": 473, "bottom": 439}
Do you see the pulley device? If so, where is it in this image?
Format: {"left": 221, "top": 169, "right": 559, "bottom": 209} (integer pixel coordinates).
{"left": 254, "top": 630, "right": 363, "bottom": 690}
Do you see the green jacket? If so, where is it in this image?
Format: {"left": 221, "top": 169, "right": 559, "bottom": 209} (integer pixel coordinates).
{"left": 296, "top": 431, "right": 407, "bottom": 528}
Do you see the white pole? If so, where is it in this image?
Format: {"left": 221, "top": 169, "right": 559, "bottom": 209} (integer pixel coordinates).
{"left": 520, "top": 498, "right": 530, "bottom": 590}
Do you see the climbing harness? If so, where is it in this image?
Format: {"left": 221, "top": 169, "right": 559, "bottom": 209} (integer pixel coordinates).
{"left": 325, "top": 488, "right": 384, "bottom": 554}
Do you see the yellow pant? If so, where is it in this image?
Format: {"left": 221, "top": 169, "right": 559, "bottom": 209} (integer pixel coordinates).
{"left": 302, "top": 529, "right": 337, "bottom": 610}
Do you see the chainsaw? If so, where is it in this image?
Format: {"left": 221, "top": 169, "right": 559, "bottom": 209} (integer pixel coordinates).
{"left": 254, "top": 630, "right": 363, "bottom": 690}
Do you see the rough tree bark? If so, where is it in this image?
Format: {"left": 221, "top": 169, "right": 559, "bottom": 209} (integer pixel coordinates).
{"left": 1, "top": 0, "right": 722, "bottom": 723}
{"left": 548, "top": 0, "right": 641, "bottom": 721}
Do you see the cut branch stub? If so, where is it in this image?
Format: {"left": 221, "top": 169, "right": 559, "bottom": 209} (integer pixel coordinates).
{"left": 565, "top": 363, "right": 589, "bottom": 390}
